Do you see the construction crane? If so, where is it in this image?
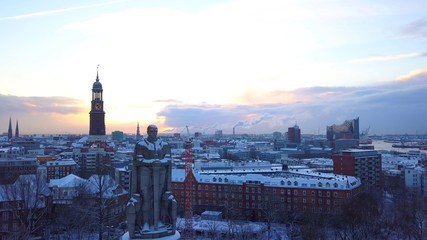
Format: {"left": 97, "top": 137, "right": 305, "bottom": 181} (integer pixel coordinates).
{"left": 183, "top": 126, "right": 194, "bottom": 239}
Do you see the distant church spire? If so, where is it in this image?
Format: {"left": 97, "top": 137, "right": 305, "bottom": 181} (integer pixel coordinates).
{"left": 7, "top": 117, "right": 12, "bottom": 141}
{"left": 136, "top": 122, "right": 141, "bottom": 140}
{"left": 15, "top": 120, "right": 19, "bottom": 138}
{"left": 96, "top": 64, "right": 100, "bottom": 82}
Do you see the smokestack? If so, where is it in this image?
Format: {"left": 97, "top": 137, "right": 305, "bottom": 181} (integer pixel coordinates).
{"left": 233, "top": 127, "right": 235, "bottom": 135}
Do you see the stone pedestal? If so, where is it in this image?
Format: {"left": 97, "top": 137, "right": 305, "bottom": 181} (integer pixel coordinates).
{"left": 121, "top": 231, "right": 180, "bottom": 240}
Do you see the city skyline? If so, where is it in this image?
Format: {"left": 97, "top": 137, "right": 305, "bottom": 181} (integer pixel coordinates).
{"left": 1, "top": 0, "right": 426, "bottom": 135}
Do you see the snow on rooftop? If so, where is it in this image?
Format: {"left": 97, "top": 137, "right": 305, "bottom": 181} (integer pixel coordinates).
{"left": 172, "top": 168, "right": 361, "bottom": 190}
{"left": 49, "top": 174, "right": 85, "bottom": 188}
{"left": 46, "top": 159, "right": 77, "bottom": 166}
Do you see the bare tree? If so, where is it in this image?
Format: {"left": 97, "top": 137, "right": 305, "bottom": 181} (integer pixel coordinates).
{"left": 0, "top": 174, "right": 51, "bottom": 239}
{"left": 260, "top": 193, "right": 284, "bottom": 240}
{"left": 331, "top": 190, "right": 381, "bottom": 240}
{"left": 393, "top": 190, "right": 426, "bottom": 240}
{"left": 83, "top": 174, "right": 116, "bottom": 240}
{"left": 205, "top": 219, "right": 221, "bottom": 240}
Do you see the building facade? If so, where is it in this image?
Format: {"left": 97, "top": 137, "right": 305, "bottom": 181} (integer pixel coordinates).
{"left": 171, "top": 168, "right": 362, "bottom": 222}
{"left": 332, "top": 149, "right": 382, "bottom": 189}
{"left": 46, "top": 159, "right": 78, "bottom": 180}
{"left": 288, "top": 125, "right": 301, "bottom": 144}
{"left": 0, "top": 157, "right": 38, "bottom": 184}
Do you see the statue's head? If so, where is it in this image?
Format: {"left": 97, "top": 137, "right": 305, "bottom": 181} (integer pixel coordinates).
{"left": 147, "top": 124, "right": 158, "bottom": 141}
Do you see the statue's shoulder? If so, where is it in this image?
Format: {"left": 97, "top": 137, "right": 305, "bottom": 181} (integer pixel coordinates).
{"left": 157, "top": 138, "right": 169, "bottom": 146}
{"left": 137, "top": 139, "right": 151, "bottom": 147}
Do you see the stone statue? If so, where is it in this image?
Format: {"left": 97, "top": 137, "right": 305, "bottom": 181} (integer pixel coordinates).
{"left": 125, "top": 124, "right": 179, "bottom": 239}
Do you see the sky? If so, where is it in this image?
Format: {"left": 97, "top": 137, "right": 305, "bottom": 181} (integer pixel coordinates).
{"left": 1, "top": 0, "right": 426, "bottom": 136}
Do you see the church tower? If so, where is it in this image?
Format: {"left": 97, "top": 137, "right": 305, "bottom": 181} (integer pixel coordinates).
{"left": 7, "top": 117, "right": 12, "bottom": 141}
{"left": 136, "top": 122, "right": 141, "bottom": 141}
{"left": 15, "top": 120, "right": 19, "bottom": 138}
{"left": 89, "top": 67, "right": 106, "bottom": 140}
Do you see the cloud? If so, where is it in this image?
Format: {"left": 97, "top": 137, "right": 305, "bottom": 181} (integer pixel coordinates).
{"left": 0, "top": 95, "right": 88, "bottom": 134}
{"left": 0, "top": 94, "right": 85, "bottom": 114}
{"left": 345, "top": 52, "right": 426, "bottom": 64}
{"left": 157, "top": 77, "right": 427, "bottom": 135}
{"left": 396, "top": 68, "right": 427, "bottom": 81}
{"left": 401, "top": 18, "right": 427, "bottom": 38}
{"left": 0, "top": 0, "right": 129, "bottom": 21}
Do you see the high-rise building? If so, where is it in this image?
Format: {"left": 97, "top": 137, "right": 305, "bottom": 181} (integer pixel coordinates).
{"left": 288, "top": 124, "right": 301, "bottom": 144}
{"left": 326, "top": 117, "right": 359, "bottom": 141}
{"left": 332, "top": 149, "right": 382, "bottom": 189}
{"left": 326, "top": 117, "right": 359, "bottom": 150}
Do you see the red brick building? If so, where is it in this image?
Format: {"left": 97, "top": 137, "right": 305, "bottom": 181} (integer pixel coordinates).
{"left": 0, "top": 157, "right": 38, "bottom": 184}
{"left": 0, "top": 175, "right": 52, "bottom": 239}
{"left": 171, "top": 168, "right": 362, "bottom": 221}
{"left": 46, "top": 159, "right": 78, "bottom": 180}
{"left": 332, "top": 149, "right": 382, "bottom": 189}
